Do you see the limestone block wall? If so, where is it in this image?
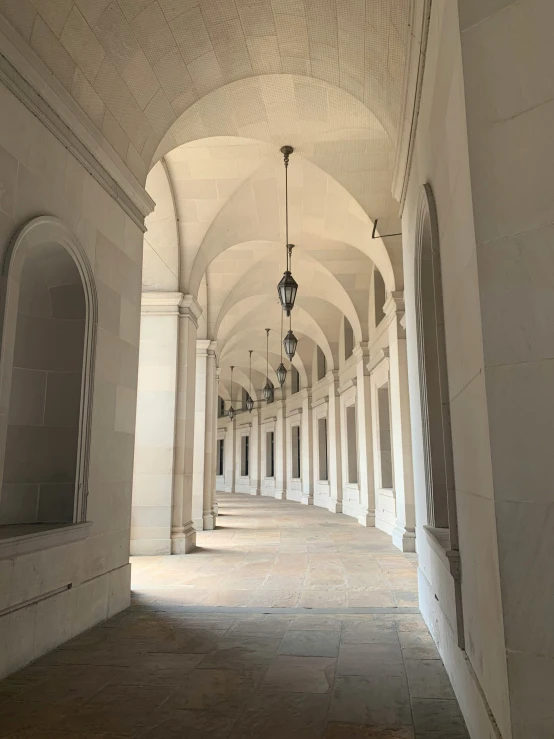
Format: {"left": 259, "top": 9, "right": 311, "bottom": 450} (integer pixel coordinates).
{"left": 402, "top": 2, "right": 509, "bottom": 737}
{"left": 0, "top": 81, "right": 143, "bottom": 679}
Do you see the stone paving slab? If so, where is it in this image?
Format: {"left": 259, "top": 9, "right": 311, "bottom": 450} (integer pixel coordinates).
{"left": 0, "top": 493, "right": 468, "bottom": 738}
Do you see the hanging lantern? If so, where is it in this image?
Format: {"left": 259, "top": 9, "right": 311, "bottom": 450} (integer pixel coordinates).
{"left": 277, "top": 261, "right": 298, "bottom": 317}
{"left": 246, "top": 349, "right": 254, "bottom": 412}
{"left": 228, "top": 366, "right": 235, "bottom": 420}
{"left": 262, "top": 328, "right": 272, "bottom": 401}
{"left": 276, "top": 362, "right": 287, "bottom": 386}
{"left": 277, "top": 147, "right": 298, "bottom": 315}
{"left": 276, "top": 307, "right": 287, "bottom": 387}
{"left": 283, "top": 329, "right": 297, "bottom": 361}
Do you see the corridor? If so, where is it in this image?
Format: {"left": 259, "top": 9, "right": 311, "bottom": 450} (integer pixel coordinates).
{"left": 0, "top": 494, "right": 468, "bottom": 738}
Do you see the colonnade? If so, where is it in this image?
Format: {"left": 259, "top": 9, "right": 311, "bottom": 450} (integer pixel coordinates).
{"left": 216, "top": 292, "right": 416, "bottom": 551}
{"left": 131, "top": 287, "right": 416, "bottom": 553}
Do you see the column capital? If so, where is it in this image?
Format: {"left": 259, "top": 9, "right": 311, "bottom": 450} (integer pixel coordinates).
{"left": 141, "top": 291, "right": 203, "bottom": 325}
{"left": 197, "top": 339, "right": 217, "bottom": 357}
{"left": 383, "top": 290, "right": 405, "bottom": 317}
{"left": 178, "top": 294, "right": 202, "bottom": 326}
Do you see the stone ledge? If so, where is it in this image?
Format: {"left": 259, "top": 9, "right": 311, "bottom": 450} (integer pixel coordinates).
{"left": 0, "top": 521, "right": 92, "bottom": 559}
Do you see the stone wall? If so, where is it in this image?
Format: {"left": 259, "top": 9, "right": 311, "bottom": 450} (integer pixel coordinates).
{"left": 0, "top": 80, "right": 143, "bottom": 679}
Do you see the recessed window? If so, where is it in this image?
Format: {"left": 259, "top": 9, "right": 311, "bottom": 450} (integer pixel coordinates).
{"left": 217, "top": 439, "right": 224, "bottom": 476}
{"left": 318, "top": 417, "right": 328, "bottom": 481}
{"left": 291, "top": 425, "right": 301, "bottom": 478}
{"left": 291, "top": 366, "right": 300, "bottom": 394}
{"left": 241, "top": 434, "right": 249, "bottom": 477}
{"left": 316, "top": 346, "right": 326, "bottom": 381}
{"left": 0, "top": 230, "right": 95, "bottom": 527}
{"left": 346, "top": 405, "right": 358, "bottom": 484}
{"left": 266, "top": 431, "right": 275, "bottom": 477}
{"left": 218, "top": 396, "right": 225, "bottom": 417}
{"left": 415, "top": 184, "right": 455, "bottom": 529}
{"left": 344, "top": 317, "right": 354, "bottom": 359}
{"left": 378, "top": 384, "right": 393, "bottom": 489}
{"left": 374, "top": 268, "right": 386, "bottom": 326}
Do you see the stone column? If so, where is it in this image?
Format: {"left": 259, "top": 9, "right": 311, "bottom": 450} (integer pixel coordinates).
{"left": 192, "top": 340, "right": 217, "bottom": 531}
{"left": 385, "top": 292, "right": 416, "bottom": 552}
{"left": 224, "top": 418, "right": 236, "bottom": 493}
{"left": 327, "top": 371, "right": 343, "bottom": 514}
{"left": 171, "top": 294, "right": 202, "bottom": 554}
{"left": 131, "top": 292, "right": 181, "bottom": 555}
{"left": 300, "top": 389, "right": 314, "bottom": 505}
{"left": 353, "top": 343, "right": 376, "bottom": 526}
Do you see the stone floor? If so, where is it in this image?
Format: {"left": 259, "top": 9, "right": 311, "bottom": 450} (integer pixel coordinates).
{"left": 0, "top": 493, "right": 469, "bottom": 738}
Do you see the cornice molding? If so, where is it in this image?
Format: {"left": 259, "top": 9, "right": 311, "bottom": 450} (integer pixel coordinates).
{"left": 367, "top": 347, "right": 390, "bottom": 374}
{"left": 312, "top": 396, "right": 328, "bottom": 410}
{"left": 338, "top": 377, "right": 357, "bottom": 396}
{"left": 0, "top": 18, "right": 154, "bottom": 230}
{"left": 384, "top": 291, "right": 405, "bottom": 317}
{"left": 286, "top": 407, "right": 303, "bottom": 419}
{"left": 391, "top": 0, "right": 432, "bottom": 215}
{"left": 141, "top": 292, "right": 203, "bottom": 326}
{"left": 197, "top": 339, "right": 217, "bottom": 357}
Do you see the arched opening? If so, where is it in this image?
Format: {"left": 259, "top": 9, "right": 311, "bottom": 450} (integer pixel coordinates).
{"left": 415, "top": 184, "right": 455, "bottom": 530}
{"left": 0, "top": 219, "right": 96, "bottom": 528}
{"left": 374, "top": 268, "right": 386, "bottom": 326}
{"left": 316, "top": 346, "right": 327, "bottom": 381}
{"left": 344, "top": 317, "right": 354, "bottom": 360}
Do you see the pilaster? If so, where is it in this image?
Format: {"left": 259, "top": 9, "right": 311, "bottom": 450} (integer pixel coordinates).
{"left": 300, "top": 389, "right": 314, "bottom": 505}
{"left": 384, "top": 292, "right": 416, "bottom": 552}
{"left": 326, "top": 371, "right": 343, "bottom": 514}
{"left": 192, "top": 340, "right": 217, "bottom": 531}
{"left": 353, "top": 342, "right": 376, "bottom": 526}
{"left": 274, "top": 397, "right": 286, "bottom": 500}
{"left": 249, "top": 409, "right": 261, "bottom": 495}
{"left": 171, "top": 294, "right": 202, "bottom": 554}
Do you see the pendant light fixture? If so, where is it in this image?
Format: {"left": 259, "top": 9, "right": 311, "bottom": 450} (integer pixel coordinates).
{"left": 262, "top": 328, "right": 273, "bottom": 401}
{"left": 246, "top": 350, "right": 254, "bottom": 412}
{"left": 276, "top": 307, "right": 287, "bottom": 387}
{"left": 228, "top": 365, "right": 235, "bottom": 420}
{"left": 283, "top": 314, "right": 298, "bottom": 361}
{"left": 277, "top": 146, "right": 298, "bottom": 316}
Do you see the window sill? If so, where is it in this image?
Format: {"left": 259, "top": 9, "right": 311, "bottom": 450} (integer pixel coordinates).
{"left": 0, "top": 521, "right": 92, "bottom": 559}
{"left": 424, "top": 525, "right": 461, "bottom": 581}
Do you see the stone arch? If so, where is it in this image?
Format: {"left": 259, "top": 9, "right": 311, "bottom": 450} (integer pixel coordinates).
{"left": 415, "top": 185, "right": 457, "bottom": 535}
{"left": 0, "top": 217, "right": 97, "bottom": 525}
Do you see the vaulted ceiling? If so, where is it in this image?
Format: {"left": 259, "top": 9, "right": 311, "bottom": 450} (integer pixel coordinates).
{"left": 0, "top": 0, "right": 413, "bottom": 399}
{"left": 2, "top": 0, "right": 411, "bottom": 184}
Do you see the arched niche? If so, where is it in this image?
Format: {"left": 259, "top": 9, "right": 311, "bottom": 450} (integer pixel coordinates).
{"left": 0, "top": 217, "right": 97, "bottom": 527}
{"left": 415, "top": 185, "right": 457, "bottom": 535}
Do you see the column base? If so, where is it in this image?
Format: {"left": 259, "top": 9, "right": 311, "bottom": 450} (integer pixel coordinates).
{"left": 392, "top": 524, "right": 416, "bottom": 553}
{"left": 357, "top": 509, "right": 376, "bottom": 527}
{"left": 301, "top": 494, "right": 314, "bottom": 505}
{"left": 249, "top": 485, "right": 261, "bottom": 496}
{"left": 171, "top": 522, "right": 196, "bottom": 554}
{"left": 274, "top": 489, "right": 286, "bottom": 500}
{"left": 203, "top": 511, "right": 216, "bottom": 530}
{"left": 328, "top": 501, "right": 343, "bottom": 514}
{"left": 130, "top": 539, "right": 171, "bottom": 556}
